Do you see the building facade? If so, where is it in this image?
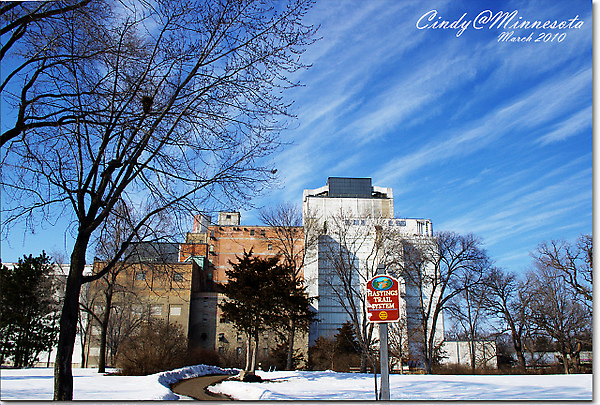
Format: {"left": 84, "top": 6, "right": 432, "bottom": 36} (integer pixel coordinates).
{"left": 302, "top": 177, "right": 444, "bottom": 365}
{"left": 84, "top": 260, "right": 197, "bottom": 368}
{"left": 184, "top": 211, "right": 308, "bottom": 368}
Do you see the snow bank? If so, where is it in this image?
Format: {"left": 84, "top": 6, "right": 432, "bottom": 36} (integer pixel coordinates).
{"left": 0, "top": 365, "right": 238, "bottom": 401}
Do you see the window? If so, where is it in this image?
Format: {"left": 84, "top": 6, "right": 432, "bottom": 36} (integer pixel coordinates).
{"left": 173, "top": 272, "right": 184, "bottom": 282}
{"left": 236, "top": 347, "right": 243, "bottom": 357}
{"left": 396, "top": 220, "right": 406, "bottom": 227}
{"left": 353, "top": 220, "right": 360, "bottom": 225}
{"left": 132, "top": 305, "right": 143, "bottom": 315}
{"left": 218, "top": 333, "right": 226, "bottom": 342}
{"left": 237, "top": 334, "right": 242, "bottom": 342}
{"left": 250, "top": 229, "right": 255, "bottom": 236}
{"left": 226, "top": 214, "right": 231, "bottom": 219}
{"left": 260, "top": 230, "right": 265, "bottom": 237}
{"left": 170, "top": 305, "right": 182, "bottom": 316}
{"left": 268, "top": 244, "right": 273, "bottom": 250}
{"left": 135, "top": 272, "right": 146, "bottom": 281}
{"left": 202, "top": 314, "right": 208, "bottom": 323}
{"left": 151, "top": 305, "right": 162, "bottom": 316}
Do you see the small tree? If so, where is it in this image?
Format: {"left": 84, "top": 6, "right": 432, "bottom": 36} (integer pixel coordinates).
{"left": 259, "top": 202, "right": 320, "bottom": 370}
{"left": 525, "top": 263, "right": 591, "bottom": 374}
{"left": 481, "top": 267, "right": 529, "bottom": 372}
{"left": 0, "top": 253, "right": 60, "bottom": 367}
{"left": 446, "top": 273, "right": 490, "bottom": 373}
{"left": 218, "top": 251, "right": 284, "bottom": 379}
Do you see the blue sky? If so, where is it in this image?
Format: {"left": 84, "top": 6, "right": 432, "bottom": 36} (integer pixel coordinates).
{"left": 2, "top": 0, "right": 593, "bottom": 276}
{"left": 246, "top": 0, "right": 593, "bottom": 274}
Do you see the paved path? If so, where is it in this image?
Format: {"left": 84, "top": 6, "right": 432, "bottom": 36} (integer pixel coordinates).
{"left": 170, "top": 374, "right": 234, "bottom": 401}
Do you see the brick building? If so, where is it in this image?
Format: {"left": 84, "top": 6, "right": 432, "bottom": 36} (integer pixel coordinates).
{"left": 84, "top": 260, "right": 198, "bottom": 368}
{"left": 85, "top": 211, "right": 308, "bottom": 369}
{"left": 185, "top": 211, "right": 308, "bottom": 368}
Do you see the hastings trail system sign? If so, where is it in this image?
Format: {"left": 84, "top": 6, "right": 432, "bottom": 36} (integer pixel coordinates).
{"left": 366, "top": 274, "right": 400, "bottom": 323}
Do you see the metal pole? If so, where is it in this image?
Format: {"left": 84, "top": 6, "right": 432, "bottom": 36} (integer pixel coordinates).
{"left": 379, "top": 322, "right": 390, "bottom": 400}
{"left": 376, "top": 263, "right": 390, "bottom": 401}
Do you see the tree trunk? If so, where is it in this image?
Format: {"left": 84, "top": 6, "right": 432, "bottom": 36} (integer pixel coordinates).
{"left": 360, "top": 351, "right": 368, "bottom": 373}
{"left": 249, "top": 331, "right": 259, "bottom": 373}
{"left": 54, "top": 237, "right": 88, "bottom": 401}
{"left": 98, "top": 289, "right": 113, "bottom": 373}
{"left": 244, "top": 334, "right": 252, "bottom": 372}
{"left": 560, "top": 350, "right": 570, "bottom": 374}
{"left": 285, "top": 319, "right": 295, "bottom": 370}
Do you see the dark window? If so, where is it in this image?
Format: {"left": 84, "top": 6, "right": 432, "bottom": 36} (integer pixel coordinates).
{"left": 135, "top": 272, "right": 146, "bottom": 281}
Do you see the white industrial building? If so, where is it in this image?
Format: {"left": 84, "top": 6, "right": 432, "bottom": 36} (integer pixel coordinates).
{"left": 302, "top": 177, "right": 444, "bottom": 364}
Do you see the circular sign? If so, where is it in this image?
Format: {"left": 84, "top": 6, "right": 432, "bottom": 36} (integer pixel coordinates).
{"left": 379, "top": 311, "right": 388, "bottom": 320}
{"left": 371, "top": 276, "right": 393, "bottom": 291}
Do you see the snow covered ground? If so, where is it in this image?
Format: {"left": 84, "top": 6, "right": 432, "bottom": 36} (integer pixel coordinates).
{"left": 1, "top": 366, "right": 592, "bottom": 401}
{"left": 0, "top": 365, "right": 237, "bottom": 401}
{"left": 209, "top": 370, "right": 593, "bottom": 401}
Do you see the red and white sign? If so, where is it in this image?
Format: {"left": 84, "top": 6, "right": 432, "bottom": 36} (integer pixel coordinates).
{"left": 366, "top": 275, "right": 401, "bottom": 323}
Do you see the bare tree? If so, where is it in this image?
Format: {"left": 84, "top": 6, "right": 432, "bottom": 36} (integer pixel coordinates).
{"left": 318, "top": 211, "right": 400, "bottom": 373}
{"left": 83, "top": 200, "right": 180, "bottom": 373}
{"left": 387, "top": 314, "right": 408, "bottom": 373}
{"left": 446, "top": 274, "right": 490, "bottom": 373}
{"left": 400, "top": 231, "right": 490, "bottom": 374}
{"left": 532, "top": 235, "right": 592, "bottom": 311}
{"left": 259, "top": 202, "right": 319, "bottom": 370}
{"left": 1, "top": 0, "right": 97, "bottom": 147}
{"left": 1, "top": 0, "right": 317, "bottom": 399}
{"left": 481, "top": 267, "right": 529, "bottom": 372}
{"left": 525, "top": 262, "right": 592, "bottom": 374}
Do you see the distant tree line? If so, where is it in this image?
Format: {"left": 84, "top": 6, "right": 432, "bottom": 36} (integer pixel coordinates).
{"left": 309, "top": 210, "right": 592, "bottom": 376}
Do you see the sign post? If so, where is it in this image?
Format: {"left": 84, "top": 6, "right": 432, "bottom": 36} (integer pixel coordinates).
{"left": 366, "top": 266, "right": 400, "bottom": 401}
